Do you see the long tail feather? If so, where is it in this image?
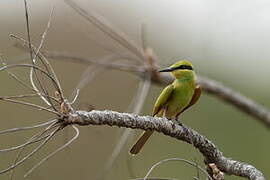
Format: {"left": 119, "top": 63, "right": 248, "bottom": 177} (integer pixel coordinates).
{"left": 129, "top": 130, "right": 154, "bottom": 155}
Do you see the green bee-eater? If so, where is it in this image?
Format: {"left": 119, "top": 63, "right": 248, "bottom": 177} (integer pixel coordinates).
{"left": 130, "top": 60, "right": 201, "bottom": 155}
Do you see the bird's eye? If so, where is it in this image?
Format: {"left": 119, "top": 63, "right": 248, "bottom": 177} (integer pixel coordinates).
{"left": 177, "top": 65, "right": 193, "bottom": 70}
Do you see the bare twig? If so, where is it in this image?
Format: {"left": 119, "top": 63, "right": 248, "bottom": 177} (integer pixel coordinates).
{"left": 127, "top": 76, "right": 151, "bottom": 113}
{"left": 0, "top": 56, "right": 36, "bottom": 92}
{"left": 0, "top": 125, "right": 61, "bottom": 174}
{"left": 197, "top": 76, "right": 270, "bottom": 127}
{"left": 0, "top": 134, "right": 50, "bottom": 153}
{"left": 44, "top": 51, "right": 142, "bottom": 72}
{"left": 32, "top": 6, "right": 54, "bottom": 62}
{"left": 9, "top": 34, "right": 64, "bottom": 99}
{"left": 8, "top": 121, "right": 60, "bottom": 179}
{"left": 0, "top": 63, "right": 62, "bottom": 96}
{"left": 24, "top": 125, "right": 79, "bottom": 177}
{"left": 69, "top": 58, "right": 106, "bottom": 102}
{"left": 0, "top": 94, "right": 60, "bottom": 104}
{"left": 70, "top": 89, "right": 80, "bottom": 105}
{"left": 0, "top": 2, "right": 69, "bottom": 178}
{"left": 0, "top": 119, "right": 57, "bottom": 135}
{"left": 66, "top": 110, "right": 265, "bottom": 180}
{"left": 0, "top": 120, "right": 58, "bottom": 154}
{"left": 0, "top": 97, "right": 60, "bottom": 115}
{"left": 24, "top": 0, "right": 53, "bottom": 109}
{"left": 143, "top": 158, "right": 212, "bottom": 180}
{"left": 23, "top": 0, "right": 33, "bottom": 63}
{"left": 64, "top": 0, "right": 144, "bottom": 61}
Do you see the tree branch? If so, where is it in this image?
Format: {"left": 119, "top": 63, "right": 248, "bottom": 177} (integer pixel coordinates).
{"left": 66, "top": 110, "right": 265, "bottom": 180}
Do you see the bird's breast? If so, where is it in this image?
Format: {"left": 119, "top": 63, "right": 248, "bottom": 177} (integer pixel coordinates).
{"left": 165, "top": 81, "right": 195, "bottom": 119}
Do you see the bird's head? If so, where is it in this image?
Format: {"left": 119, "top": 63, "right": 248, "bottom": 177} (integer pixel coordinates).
{"left": 159, "top": 60, "right": 194, "bottom": 79}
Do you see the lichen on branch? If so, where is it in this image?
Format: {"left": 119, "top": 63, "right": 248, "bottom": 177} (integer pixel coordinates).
{"left": 66, "top": 109, "right": 265, "bottom": 180}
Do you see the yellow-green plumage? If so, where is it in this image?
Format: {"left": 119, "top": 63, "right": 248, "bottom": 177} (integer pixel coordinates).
{"left": 130, "top": 60, "right": 201, "bottom": 155}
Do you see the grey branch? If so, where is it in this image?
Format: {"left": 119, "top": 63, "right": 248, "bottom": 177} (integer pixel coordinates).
{"left": 66, "top": 110, "right": 265, "bottom": 180}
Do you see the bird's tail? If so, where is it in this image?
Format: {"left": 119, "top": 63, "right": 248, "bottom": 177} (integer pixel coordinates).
{"left": 129, "top": 130, "right": 154, "bottom": 155}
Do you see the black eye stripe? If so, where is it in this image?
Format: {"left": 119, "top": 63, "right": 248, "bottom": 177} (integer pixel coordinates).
{"left": 173, "top": 65, "right": 193, "bottom": 70}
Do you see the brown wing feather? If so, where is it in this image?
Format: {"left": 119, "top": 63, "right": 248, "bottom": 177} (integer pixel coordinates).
{"left": 178, "top": 85, "right": 201, "bottom": 116}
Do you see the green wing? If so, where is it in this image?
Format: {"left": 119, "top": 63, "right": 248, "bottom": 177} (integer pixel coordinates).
{"left": 152, "top": 84, "right": 174, "bottom": 116}
{"left": 178, "top": 85, "right": 201, "bottom": 115}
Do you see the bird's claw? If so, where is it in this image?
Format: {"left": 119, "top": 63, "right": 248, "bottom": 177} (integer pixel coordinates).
{"left": 171, "top": 121, "right": 176, "bottom": 129}
{"left": 177, "top": 121, "right": 183, "bottom": 126}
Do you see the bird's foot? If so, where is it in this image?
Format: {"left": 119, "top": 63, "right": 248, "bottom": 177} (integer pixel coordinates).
{"left": 177, "top": 121, "right": 183, "bottom": 126}
{"left": 170, "top": 117, "right": 183, "bottom": 128}
{"left": 175, "top": 117, "right": 183, "bottom": 126}
{"left": 171, "top": 122, "right": 176, "bottom": 129}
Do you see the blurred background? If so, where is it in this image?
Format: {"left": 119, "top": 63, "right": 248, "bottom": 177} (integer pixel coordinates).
{"left": 0, "top": 0, "right": 269, "bottom": 179}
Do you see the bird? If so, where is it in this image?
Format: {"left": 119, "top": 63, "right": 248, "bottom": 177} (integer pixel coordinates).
{"left": 129, "top": 60, "right": 201, "bottom": 155}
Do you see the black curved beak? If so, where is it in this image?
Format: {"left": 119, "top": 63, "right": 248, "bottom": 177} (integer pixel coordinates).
{"left": 159, "top": 67, "right": 174, "bottom": 72}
